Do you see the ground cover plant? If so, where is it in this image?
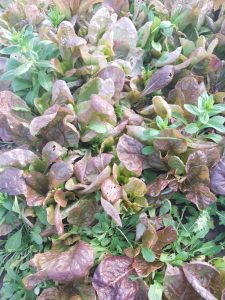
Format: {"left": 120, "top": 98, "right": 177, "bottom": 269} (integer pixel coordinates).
{"left": 0, "top": 0, "right": 225, "bottom": 299}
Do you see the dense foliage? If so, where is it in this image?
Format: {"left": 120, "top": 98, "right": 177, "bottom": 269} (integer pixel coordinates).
{"left": 0, "top": 0, "right": 225, "bottom": 299}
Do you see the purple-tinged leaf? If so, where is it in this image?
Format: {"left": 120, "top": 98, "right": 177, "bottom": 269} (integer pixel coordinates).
{"left": 117, "top": 134, "right": 144, "bottom": 176}
{"left": 142, "top": 223, "right": 158, "bottom": 249}
{"left": 174, "top": 76, "right": 200, "bottom": 106}
{"left": 203, "top": 147, "right": 220, "bottom": 169}
{"left": 63, "top": 114, "right": 80, "bottom": 147}
{"left": 222, "top": 289, "right": 225, "bottom": 300}
{"left": 49, "top": 161, "right": 74, "bottom": 187}
{"left": 42, "top": 141, "right": 67, "bottom": 167}
{"left": 88, "top": 6, "right": 115, "bottom": 45}
{"left": 30, "top": 104, "right": 77, "bottom": 146}
{"left": 143, "top": 151, "right": 168, "bottom": 171}
{"left": 132, "top": 257, "right": 163, "bottom": 277}
{"left": 0, "top": 91, "right": 32, "bottom": 145}
{"left": 186, "top": 151, "right": 207, "bottom": 170}
{"left": 0, "top": 224, "right": 13, "bottom": 236}
{"left": 146, "top": 175, "right": 173, "bottom": 198}
{"left": 112, "top": 17, "right": 138, "bottom": 54}
{"left": 92, "top": 256, "right": 148, "bottom": 300}
{"left": 52, "top": 80, "right": 74, "bottom": 105}
{"left": 183, "top": 262, "right": 221, "bottom": 300}
{"left": 37, "top": 287, "right": 60, "bottom": 300}
{"left": 24, "top": 4, "right": 43, "bottom": 25}
{"left": 141, "top": 66, "right": 174, "bottom": 97}
{"left": 54, "top": 190, "right": 68, "bottom": 208}
{"left": 185, "top": 184, "right": 217, "bottom": 209}
{"left": 54, "top": 204, "right": 64, "bottom": 236}
{"left": 23, "top": 172, "right": 48, "bottom": 206}
{"left": 124, "top": 178, "right": 147, "bottom": 197}
{"left": 101, "top": 176, "right": 122, "bottom": 203}
{"left": 0, "top": 167, "right": 27, "bottom": 195}
{"left": 164, "top": 265, "right": 203, "bottom": 300}
{"left": 109, "top": 120, "right": 128, "bottom": 137}
{"left": 0, "top": 149, "right": 38, "bottom": 168}
{"left": 90, "top": 95, "right": 117, "bottom": 126}
{"left": 210, "top": 155, "right": 225, "bottom": 195}
{"left": 99, "top": 66, "right": 125, "bottom": 94}
{"left": 24, "top": 171, "right": 49, "bottom": 196}
{"left": 30, "top": 105, "right": 67, "bottom": 136}
{"left": 153, "top": 129, "right": 187, "bottom": 155}
{"left": 25, "top": 187, "right": 46, "bottom": 207}
{"left": 79, "top": 166, "right": 111, "bottom": 194}
{"left": 23, "top": 241, "right": 94, "bottom": 290}
{"left": 153, "top": 226, "right": 177, "bottom": 254}
{"left": 67, "top": 198, "right": 99, "bottom": 226}
{"left": 38, "top": 284, "right": 97, "bottom": 300}
{"left": 103, "top": 0, "right": 129, "bottom": 14}
{"left": 74, "top": 153, "right": 113, "bottom": 184}
{"left": 101, "top": 197, "right": 122, "bottom": 226}
{"left": 155, "top": 47, "right": 182, "bottom": 67}
{"left": 186, "top": 151, "right": 210, "bottom": 185}
{"left": 57, "top": 21, "right": 86, "bottom": 59}
{"left": 173, "top": 48, "right": 206, "bottom": 71}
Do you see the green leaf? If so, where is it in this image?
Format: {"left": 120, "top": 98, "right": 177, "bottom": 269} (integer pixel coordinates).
{"left": 31, "top": 231, "right": 42, "bottom": 245}
{"left": 184, "top": 104, "right": 199, "bottom": 116}
{"left": 141, "top": 247, "right": 156, "bottom": 262}
{"left": 174, "top": 251, "right": 189, "bottom": 262}
{"left": 217, "top": 211, "right": 225, "bottom": 226}
{"left": 12, "top": 106, "right": 31, "bottom": 112}
{"left": 38, "top": 71, "right": 52, "bottom": 91}
{"left": 179, "top": 38, "right": 195, "bottom": 56}
{"left": 199, "top": 112, "right": 209, "bottom": 124}
{"left": 1, "top": 69, "right": 16, "bottom": 81}
{"left": 78, "top": 78, "right": 102, "bottom": 102}
{"left": 156, "top": 116, "right": 168, "bottom": 129}
{"left": 12, "top": 78, "right": 32, "bottom": 92}
{"left": 209, "top": 115, "right": 225, "bottom": 124}
{"left": 151, "top": 40, "right": 162, "bottom": 52}
{"left": 88, "top": 121, "right": 107, "bottom": 134}
{"left": 160, "top": 21, "right": 172, "bottom": 29}
{"left": 2, "top": 61, "right": 33, "bottom": 80}
{"left": 168, "top": 156, "right": 185, "bottom": 174}
{"left": 172, "top": 112, "right": 188, "bottom": 125}
{"left": 0, "top": 46, "right": 21, "bottom": 55}
{"left": 184, "top": 123, "right": 199, "bottom": 134}
{"left": 34, "top": 207, "right": 49, "bottom": 225}
{"left": 162, "top": 26, "right": 174, "bottom": 37}
{"left": 160, "top": 253, "right": 176, "bottom": 263}
{"left": 6, "top": 58, "right": 21, "bottom": 71}
{"left": 207, "top": 116, "right": 225, "bottom": 133}
{"left": 25, "top": 83, "right": 40, "bottom": 105}
{"left": 6, "top": 266, "right": 19, "bottom": 281}
{"left": 200, "top": 133, "right": 222, "bottom": 144}
{"left": 14, "top": 61, "right": 33, "bottom": 77}
{"left": 143, "top": 128, "right": 160, "bottom": 139}
{"left": 148, "top": 282, "right": 163, "bottom": 300}
{"left": 36, "top": 60, "right": 55, "bottom": 69}
{"left": 213, "top": 258, "right": 225, "bottom": 272}
{"left": 19, "top": 261, "right": 29, "bottom": 271}
{"left": 142, "top": 146, "right": 155, "bottom": 155}
{"left": 159, "top": 199, "right": 171, "bottom": 215}
{"left": 209, "top": 104, "right": 225, "bottom": 116}
{"left": 195, "top": 241, "right": 222, "bottom": 256}
{"left": 5, "top": 228, "right": 22, "bottom": 252}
